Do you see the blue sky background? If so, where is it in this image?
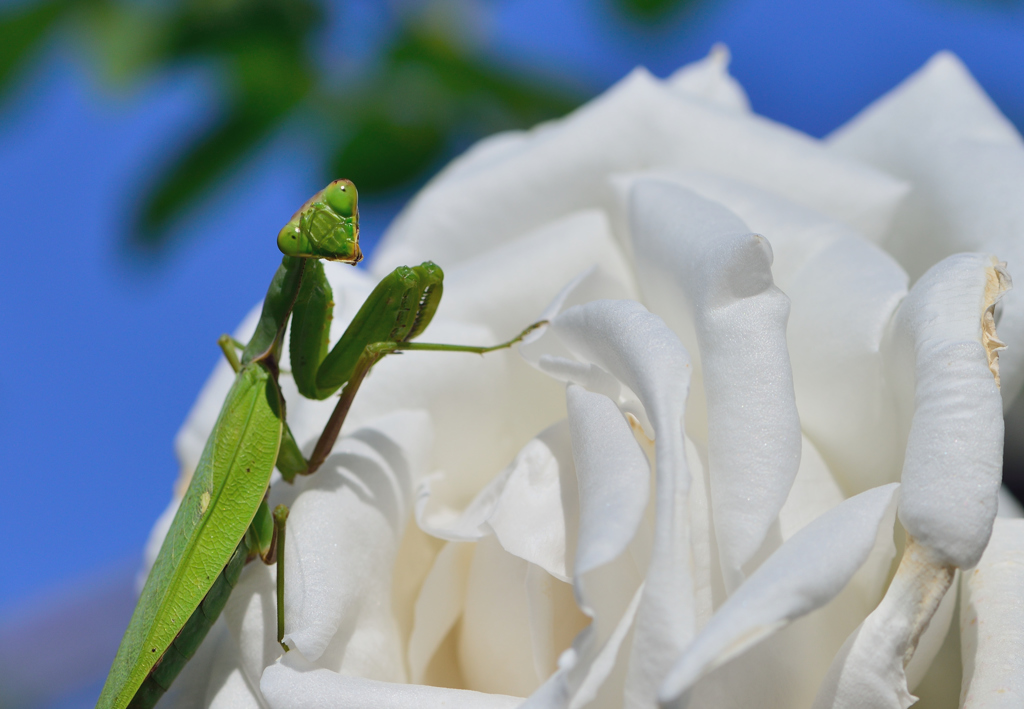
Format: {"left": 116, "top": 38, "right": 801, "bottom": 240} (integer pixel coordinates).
{"left": 2, "top": 0, "right": 1024, "bottom": 705}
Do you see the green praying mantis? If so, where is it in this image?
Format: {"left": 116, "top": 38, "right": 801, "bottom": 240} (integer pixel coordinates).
{"left": 96, "top": 179, "right": 545, "bottom": 709}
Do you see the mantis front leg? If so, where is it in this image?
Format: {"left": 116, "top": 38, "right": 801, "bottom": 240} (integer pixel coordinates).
{"left": 224, "top": 257, "right": 545, "bottom": 479}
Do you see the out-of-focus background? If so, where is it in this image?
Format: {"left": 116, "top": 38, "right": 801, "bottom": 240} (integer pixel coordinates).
{"left": 1, "top": 0, "right": 1023, "bottom": 706}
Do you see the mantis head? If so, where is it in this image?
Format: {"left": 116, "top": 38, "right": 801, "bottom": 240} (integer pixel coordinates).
{"left": 277, "top": 179, "right": 363, "bottom": 263}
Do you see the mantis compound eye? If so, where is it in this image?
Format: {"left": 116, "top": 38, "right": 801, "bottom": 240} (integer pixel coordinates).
{"left": 324, "top": 179, "right": 357, "bottom": 217}
{"left": 277, "top": 221, "right": 311, "bottom": 257}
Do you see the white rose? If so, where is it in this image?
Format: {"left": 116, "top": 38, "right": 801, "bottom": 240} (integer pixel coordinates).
{"left": 158, "top": 47, "right": 1024, "bottom": 709}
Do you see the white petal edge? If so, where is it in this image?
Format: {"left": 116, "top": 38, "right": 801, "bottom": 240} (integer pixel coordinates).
{"left": 811, "top": 536, "right": 956, "bottom": 709}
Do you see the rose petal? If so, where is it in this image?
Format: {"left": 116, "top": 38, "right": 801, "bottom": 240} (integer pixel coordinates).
{"left": 669, "top": 471, "right": 897, "bottom": 708}
{"left": 814, "top": 254, "right": 1009, "bottom": 708}
{"left": 608, "top": 168, "right": 857, "bottom": 293}
{"left": 206, "top": 629, "right": 264, "bottom": 709}
{"left": 205, "top": 411, "right": 432, "bottom": 708}
{"left": 261, "top": 650, "right": 524, "bottom": 709}
{"left": 410, "top": 423, "right": 589, "bottom": 693}
{"left": 222, "top": 561, "right": 282, "bottom": 693}
{"left": 658, "top": 483, "right": 899, "bottom": 707}
{"left": 960, "top": 518, "right": 1024, "bottom": 707}
{"left": 903, "top": 569, "right": 958, "bottom": 691}
{"left": 488, "top": 422, "right": 579, "bottom": 581}
{"left": 827, "top": 51, "right": 1024, "bottom": 400}
{"left": 566, "top": 386, "right": 649, "bottom": 584}
{"left": 340, "top": 317, "right": 539, "bottom": 512}
{"left": 415, "top": 420, "right": 577, "bottom": 562}
{"left": 628, "top": 179, "right": 801, "bottom": 591}
{"left": 782, "top": 229, "right": 909, "bottom": 496}
{"left": 777, "top": 434, "right": 846, "bottom": 543}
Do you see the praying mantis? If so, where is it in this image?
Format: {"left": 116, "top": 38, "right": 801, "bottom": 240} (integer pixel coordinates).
{"left": 96, "top": 179, "right": 544, "bottom": 709}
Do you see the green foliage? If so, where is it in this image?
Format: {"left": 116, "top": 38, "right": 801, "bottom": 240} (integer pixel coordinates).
{"left": 0, "top": 0, "right": 589, "bottom": 253}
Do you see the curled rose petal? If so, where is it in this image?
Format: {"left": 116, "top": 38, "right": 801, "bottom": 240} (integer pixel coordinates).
{"left": 885, "top": 253, "right": 1009, "bottom": 569}
{"left": 815, "top": 252, "right": 1010, "bottom": 708}
{"left": 612, "top": 170, "right": 910, "bottom": 496}
{"left": 811, "top": 537, "right": 955, "bottom": 709}
{"left": 212, "top": 411, "right": 432, "bottom": 696}
{"left": 522, "top": 384, "right": 652, "bottom": 708}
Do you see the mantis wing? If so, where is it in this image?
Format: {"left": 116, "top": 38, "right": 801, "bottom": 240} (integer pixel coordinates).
{"left": 97, "top": 363, "right": 283, "bottom": 709}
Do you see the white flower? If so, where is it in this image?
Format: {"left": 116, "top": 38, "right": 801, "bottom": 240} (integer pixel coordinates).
{"left": 160, "top": 47, "right": 1024, "bottom": 709}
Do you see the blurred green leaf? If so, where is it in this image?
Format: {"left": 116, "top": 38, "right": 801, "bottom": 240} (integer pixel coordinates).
{"left": 161, "top": 0, "right": 320, "bottom": 61}
{"left": 0, "top": 0, "right": 69, "bottom": 99}
{"left": 331, "top": 116, "right": 445, "bottom": 193}
{"left": 322, "top": 27, "right": 585, "bottom": 195}
{"left": 389, "top": 30, "right": 581, "bottom": 128}
{"left": 137, "top": 102, "right": 285, "bottom": 246}
{"left": 611, "top": 0, "right": 695, "bottom": 21}
{"left": 136, "top": 47, "right": 313, "bottom": 246}
{"left": 132, "top": 0, "right": 320, "bottom": 246}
